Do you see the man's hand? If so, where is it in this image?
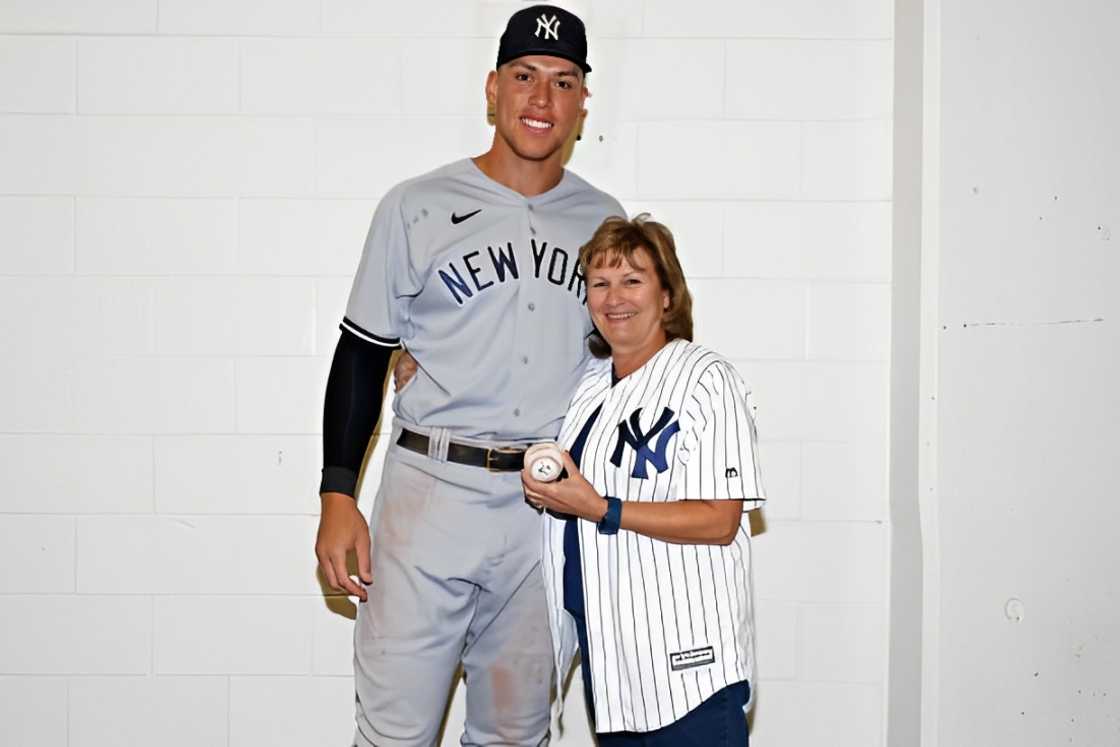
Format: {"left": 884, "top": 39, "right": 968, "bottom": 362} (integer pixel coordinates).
{"left": 315, "top": 492, "right": 372, "bottom": 601}
{"left": 393, "top": 351, "right": 418, "bottom": 392}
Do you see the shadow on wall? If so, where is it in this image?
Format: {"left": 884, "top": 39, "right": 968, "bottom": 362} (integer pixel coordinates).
{"left": 319, "top": 577, "right": 359, "bottom": 620}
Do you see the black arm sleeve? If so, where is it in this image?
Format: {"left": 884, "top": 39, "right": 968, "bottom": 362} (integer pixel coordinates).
{"left": 320, "top": 328, "right": 396, "bottom": 497}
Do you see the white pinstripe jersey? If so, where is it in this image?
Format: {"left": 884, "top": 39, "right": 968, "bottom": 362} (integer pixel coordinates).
{"left": 541, "top": 339, "right": 765, "bottom": 733}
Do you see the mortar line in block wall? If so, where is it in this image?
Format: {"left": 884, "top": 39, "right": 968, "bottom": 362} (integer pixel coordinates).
{"left": 797, "top": 121, "right": 807, "bottom": 197}
{"left": 796, "top": 439, "right": 805, "bottom": 521}
{"left": 232, "top": 193, "right": 242, "bottom": 272}
{"left": 794, "top": 600, "right": 888, "bottom": 611}
{"left": 72, "top": 519, "right": 78, "bottom": 593}
{"left": 150, "top": 594, "right": 156, "bottom": 675}
{"left": 0, "top": 591, "right": 326, "bottom": 597}
{"left": 232, "top": 357, "right": 240, "bottom": 433}
{"left": 615, "top": 196, "right": 893, "bottom": 207}
{"left": 311, "top": 278, "right": 320, "bottom": 355}
{"left": 795, "top": 603, "right": 805, "bottom": 680}
{"left": 56, "top": 672, "right": 304, "bottom": 678}
{"left": 226, "top": 674, "right": 232, "bottom": 747}
{"left": 0, "top": 431, "right": 330, "bottom": 438}
{"left": 0, "top": 269, "right": 890, "bottom": 285}
{"left": 146, "top": 281, "right": 157, "bottom": 357}
{"left": 5, "top": 195, "right": 247, "bottom": 202}
{"left": 150, "top": 435, "right": 157, "bottom": 512}
{"left": 72, "top": 37, "right": 78, "bottom": 115}
{"left": 0, "top": 194, "right": 891, "bottom": 206}
{"left": 720, "top": 39, "right": 728, "bottom": 118}
{"left": 305, "top": 597, "right": 317, "bottom": 675}
{"left": 65, "top": 675, "right": 71, "bottom": 746}
{"left": 0, "top": 272, "right": 354, "bottom": 280}
{"left": 802, "top": 283, "right": 813, "bottom": 359}
{"left": 397, "top": 36, "right": 405, "bottom": 114}
{"left": 235, "top": 37, "right": 243, "bottom": 115}
{"left": 71, "top": 195, "right": 77, "bottom": 272}
{"left": 0, "top": 514, "right": 322, "bottom": 521}
{"left": 0, "top": 30, "right": 894, "bottom": 41}
{"left": 311, "top": 112, "right": 322, "bottom": 194}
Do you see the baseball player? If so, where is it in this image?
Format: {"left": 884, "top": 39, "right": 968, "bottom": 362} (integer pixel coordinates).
{"left": 522, "top": 216, "right": 765, "bottom": 745}
{"left": 314, "top": 6, "right": 624, "bottom": 746}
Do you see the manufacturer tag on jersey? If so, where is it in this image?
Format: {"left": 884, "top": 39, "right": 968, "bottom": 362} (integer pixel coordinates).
{"left": 669, "top": 646, "right": 715, "bottom": 671}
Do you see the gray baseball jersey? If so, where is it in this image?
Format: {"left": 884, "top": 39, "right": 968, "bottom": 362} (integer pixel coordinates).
{"left": 541, "top": 339, "right": 766, "bottom": 733}
{"left": 343, "top": 158, "right": 625, "bottom": 443}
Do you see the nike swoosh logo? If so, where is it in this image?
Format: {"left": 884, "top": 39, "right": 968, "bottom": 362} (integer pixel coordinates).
{"left": 451, "top": 209, "right": 482, "bottom": 225}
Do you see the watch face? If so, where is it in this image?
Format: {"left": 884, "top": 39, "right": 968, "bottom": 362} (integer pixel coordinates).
{"left": 531, "top": 456, "right": 561, "bottom": 482}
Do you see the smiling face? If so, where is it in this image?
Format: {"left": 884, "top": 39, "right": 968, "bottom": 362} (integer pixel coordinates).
{"left": 486, "top": 55, "right": 587, "bottom": 164}
{"left": 587, "top": 246, "right": 671, "bottom": 362}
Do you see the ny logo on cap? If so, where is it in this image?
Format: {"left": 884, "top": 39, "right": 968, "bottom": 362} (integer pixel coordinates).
{"left": 535, "top": 13, "right": 560, "bottom": 40}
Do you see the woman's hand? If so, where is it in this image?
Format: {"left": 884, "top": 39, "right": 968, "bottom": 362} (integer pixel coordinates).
{"left": 524, "top": 450, "right": 746, "bottom": 545}
{"left": 522, "top": 451, "right": 608, "bottom": 522}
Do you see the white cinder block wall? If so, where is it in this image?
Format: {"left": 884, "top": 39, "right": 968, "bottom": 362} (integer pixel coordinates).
{"left": 0, "top": 1, "right": 894, "bottom": 745}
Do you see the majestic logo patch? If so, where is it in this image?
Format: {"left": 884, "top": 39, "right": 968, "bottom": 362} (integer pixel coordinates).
{"left": 669, "top": 646, "right": 715, "bottom": 672}
{"left": 611, "top": 407, "right": 680, "bottom": 479}
{"left": 535, "top": 13, "right": 560, "bottom": 40}
{"left": 725, "top": 467, "right": 739, "bottom": 478}
{"left": 451, "top": 209, "right": 481, "bottom": 225}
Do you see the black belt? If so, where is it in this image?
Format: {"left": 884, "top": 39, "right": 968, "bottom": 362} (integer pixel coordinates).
{"left": 396, "top": 428, "right": 526, "bottom": 472}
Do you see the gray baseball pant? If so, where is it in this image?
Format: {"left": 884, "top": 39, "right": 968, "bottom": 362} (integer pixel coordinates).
{"left": 352, "top": 424, "right": 552, "bottom": 747}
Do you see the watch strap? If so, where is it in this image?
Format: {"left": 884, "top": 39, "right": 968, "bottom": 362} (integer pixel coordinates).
{"left": 597, "top": 496, "right": 622, "bottom": 535}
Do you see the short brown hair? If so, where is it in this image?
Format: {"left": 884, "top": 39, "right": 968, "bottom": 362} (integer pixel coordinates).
{"left": 579, "top": 214, "right": 693, "bottom": 358}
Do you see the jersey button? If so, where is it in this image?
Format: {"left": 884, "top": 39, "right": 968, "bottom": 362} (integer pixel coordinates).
{"left": 513, "top": 408, "right": 521, "bottom": 417}
{"left": 521, "top": 355, "right": 529, "bottom": 365}
{"left": 528, "top": 302, "right": 535, "bottom": 311}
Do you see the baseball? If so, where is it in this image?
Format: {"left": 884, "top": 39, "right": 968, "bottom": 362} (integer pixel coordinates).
{"left": 525, "top": 442, "right": 564, "bottom": 482}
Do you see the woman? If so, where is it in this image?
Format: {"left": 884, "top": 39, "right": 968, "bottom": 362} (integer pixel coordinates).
{"left": 522, "top": 215, "right": 765, "bottom": 745}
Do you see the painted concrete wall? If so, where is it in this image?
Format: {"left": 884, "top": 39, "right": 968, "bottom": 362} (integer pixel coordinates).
{"left": 922, "top": 1, "right": 1119, "bottom": 744}
{"left": 0, "top": 1, "right": 894, "bottom": 745}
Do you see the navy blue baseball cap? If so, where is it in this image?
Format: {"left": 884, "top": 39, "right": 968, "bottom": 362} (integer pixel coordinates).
{"left": 496, "top": 5, "right": 592, "bottom": 74}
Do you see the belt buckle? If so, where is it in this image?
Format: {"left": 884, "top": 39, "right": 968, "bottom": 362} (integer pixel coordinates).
{"left": 485, "top": 446, "right": 524, "bottom": 472}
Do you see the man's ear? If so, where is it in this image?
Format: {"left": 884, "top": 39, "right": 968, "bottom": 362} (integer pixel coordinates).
{"left": 485, "top": 69, "right": 499, "bottom": 106}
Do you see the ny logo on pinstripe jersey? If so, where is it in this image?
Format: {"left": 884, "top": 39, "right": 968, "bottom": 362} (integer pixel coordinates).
{"left": 610, "top": 407, "right": 680, "bottom": 479}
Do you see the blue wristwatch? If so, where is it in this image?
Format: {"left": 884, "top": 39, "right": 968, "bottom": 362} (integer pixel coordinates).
{"left": 597, "top": 496, "right": 622, "bottom": 535}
